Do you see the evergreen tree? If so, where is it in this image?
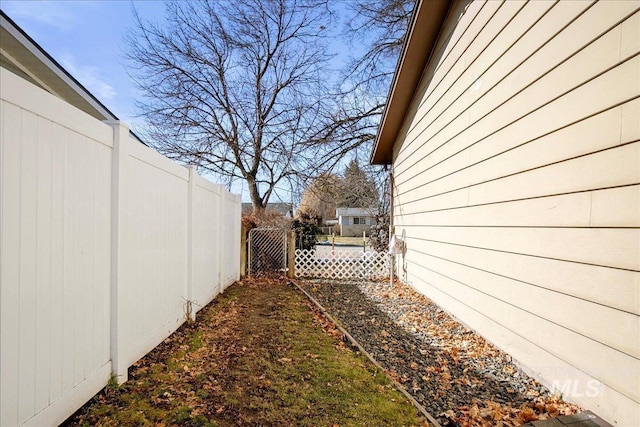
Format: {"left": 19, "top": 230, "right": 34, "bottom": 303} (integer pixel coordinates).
{"left": 339, "top": 160, "right": 378, "bottom": 209}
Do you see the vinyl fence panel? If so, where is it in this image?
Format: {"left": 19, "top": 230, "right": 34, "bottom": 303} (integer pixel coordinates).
{"left": 116, "top": 130, "right": 190, "bottom": 373}
{"left": 0, "top": 67, "right": 241, "bottom": 426}
{"left": 190, "top": 172, "right": 223, "bottom": 309}
{"left": 1, "top": 68, "right": 113, "bottom": 426}
{"left": 221, "top": 190, "right": 242, "bottom": 287}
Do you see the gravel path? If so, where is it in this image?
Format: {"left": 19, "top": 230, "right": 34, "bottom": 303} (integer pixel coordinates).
{"left": 298, "top": 278, "right": 581, "bottom": 427}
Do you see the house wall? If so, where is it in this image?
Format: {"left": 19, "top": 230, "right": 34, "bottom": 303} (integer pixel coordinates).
{"left": 339, "top": 216, "right": 374, "bottom": 237}
{"left": 340, "top": 224, "right": 370, "bottom": 237}
{"left": 390, "top": 1, "right": 639, "bottom": 425}
{"left": 0, "top": 67, "right": 241, "bottom": 426}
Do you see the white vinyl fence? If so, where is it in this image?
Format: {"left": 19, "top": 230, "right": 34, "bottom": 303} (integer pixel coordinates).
{"left": 0, "top": 68, "right": 241, "bottom": 426}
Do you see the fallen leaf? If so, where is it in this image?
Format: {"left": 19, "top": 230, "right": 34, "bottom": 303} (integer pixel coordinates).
{"left": 546, "top": 403, "right": 559, "bottom": 414}
{"left": 493, "top": 406, "right": 502, "bottom": 421}
{"left": 451, "top": 347, "right": 459, "bottom": 361}
{"left": 520, "top": 408, "right": 538, "bottom": 422}
{"left": 470, "top": 404, "right": 479, "bottom": 417}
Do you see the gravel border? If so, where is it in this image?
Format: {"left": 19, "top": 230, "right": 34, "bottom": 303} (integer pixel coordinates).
{"left": 297, "top": 277, "right": 580, "bottom": 426}
{"left": 292, "top": 279, "right": 441, "bottom": 427}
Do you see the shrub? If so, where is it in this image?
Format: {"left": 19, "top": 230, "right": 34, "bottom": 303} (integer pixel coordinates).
{"left": 369, "top": 214, "right": 390, "bottom": 253}
{"left": 291, "top": 213, "right": 318, "bottom": 250}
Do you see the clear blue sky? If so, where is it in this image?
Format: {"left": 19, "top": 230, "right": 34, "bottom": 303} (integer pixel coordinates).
{"left": 1, "top": 1, "right": 364, "bottom": 203}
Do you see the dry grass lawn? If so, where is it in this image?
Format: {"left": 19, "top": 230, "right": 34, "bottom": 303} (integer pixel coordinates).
{"left": 62, "top": 277, "right": 428, "bottom": 427}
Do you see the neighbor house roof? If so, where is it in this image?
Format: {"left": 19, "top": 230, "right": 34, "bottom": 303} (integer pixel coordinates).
{"left": 242, "top": 203, "right": 293, "bottom": 218}
{"left": 370, "top": 0, "right": 452, "bottom": 165}
{"left": 336, "top": 207, "right": 377, "bottom": 217}
{"left": 0, "top": 10, "right": 146, "bottom": 144}
{"left": 0, "top": 10, "right": 119, "bottom": 122}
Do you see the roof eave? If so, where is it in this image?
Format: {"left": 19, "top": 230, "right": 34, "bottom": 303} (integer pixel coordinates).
{"left": 370, "top": 0, "right": 452, "bottom": 165}
{"left": 0, "top": 10, "right": 119, "bottom": 122}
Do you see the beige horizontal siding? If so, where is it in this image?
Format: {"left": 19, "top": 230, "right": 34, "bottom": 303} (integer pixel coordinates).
{"left": 397, "top": 141, "right": 639, "bottom": 213}
{"left": 396, "top": 31, "right": 639, "bottom": 189}
{"left": 399, "top": 185, "right": 639, "bottom": 228}
{"left": 404, "top": 264, "right": 640, "bottom": 424}
{"left": 391, "top": 1, "right": 640, "bottom": 425}
{"left": 395, "top": 98, "right": 638, "bottom": 206}
{"left": 404, "top": 243, "right": 639, "bottom": 358}
{"left": 402, "top": 239, "right": 639, "bottom": 315}
{"left": 395, "top": 0, "right": 599, "bottom": 168}
{"left": 426, "top": 0, "right": 497, "bottom": 90}
{"left": 404, "top": 226, "right": 639, "bottom": 271}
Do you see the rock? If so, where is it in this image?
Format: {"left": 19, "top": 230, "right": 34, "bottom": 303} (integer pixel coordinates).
{"left": 298, "top": 278, "right": 575, "bottom": 426}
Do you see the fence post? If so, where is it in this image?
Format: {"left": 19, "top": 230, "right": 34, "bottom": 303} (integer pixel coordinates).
{"left": 105, "top": 121, "right": 129, "bottom": 384}
{"left": 287, "top": 230, "right": 296, "bottom": 279}
{"left": 218, "top": 185, "right": 225, "bottom": 293}
{"left": 389, "top": 225, "right": 395, "bottom": 287}
{"left": 236, "top": 195, "right": 242, "bottom": 281}
{"left": 186, "top": 166, "right": 196, "bottom": 321}
{"left": 240, "top": 224, "right": 247, "bottom": 278}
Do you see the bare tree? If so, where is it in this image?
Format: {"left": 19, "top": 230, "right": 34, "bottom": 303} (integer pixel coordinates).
{"left": 335, "top": 0, "right": 415, "bottom": 216}
{"left": 363, "top": 163, "right": 391, "bottom": 215}
{"left": 298, "top": 160, "right": 384, "bottom": 222}
{"left": 297, "top": 173, "right": 341, "bottom": 223}
{"left": 126, "top": 0, "right": 347, "bottom": 212}
{"left": 343, "top": 0, "right": 416, "bottom": 94}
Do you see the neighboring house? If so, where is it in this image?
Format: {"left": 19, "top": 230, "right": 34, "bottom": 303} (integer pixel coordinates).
{"left": 336, "top": 207, "right": 376, "bottom": 237}
{"left": 317, "top": 219, "right": 338, "bottom": 236}
{"left": 241, "top": 202, "right": 293, "bottom": 219}
{"left": 371, "top": 1, "right": 639, "bottom": 426}
{"left": 1, "top": 13, "right": 114, "bottom": 121}
{"left": 0, "top": 11, "right": 144, "bottom": 143}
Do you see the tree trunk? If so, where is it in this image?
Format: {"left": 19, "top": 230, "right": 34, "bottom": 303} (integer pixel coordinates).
{"left": 247, "top": 176, "right": 265, "bottom": 214}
